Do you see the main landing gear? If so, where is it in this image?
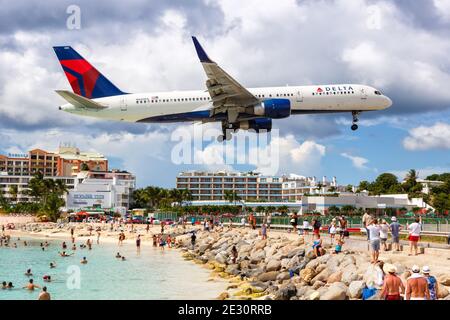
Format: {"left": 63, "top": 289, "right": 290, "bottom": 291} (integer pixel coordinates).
{"left": 351, "top": 111, "right": 360, "bottom": 131}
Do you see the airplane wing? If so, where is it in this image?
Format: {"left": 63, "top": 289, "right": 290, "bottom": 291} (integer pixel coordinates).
{"left": 55, "top": 90, "right": 108, "bottom": 109}
{"left": 192, "top": 36, "right": 259, "bottom": 122}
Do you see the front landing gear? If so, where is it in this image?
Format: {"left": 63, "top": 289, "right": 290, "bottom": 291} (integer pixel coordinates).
{"left": 351, "top": 111, "right": 360, "bottom": 131}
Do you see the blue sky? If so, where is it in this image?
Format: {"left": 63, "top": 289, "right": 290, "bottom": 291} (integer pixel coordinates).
{"left": 0, "top": 0, "right": 449, "bottom": 188}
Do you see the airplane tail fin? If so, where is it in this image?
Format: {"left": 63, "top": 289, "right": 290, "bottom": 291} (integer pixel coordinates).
{"left": 53, "top": 46, "right": 126, "bottom": 99}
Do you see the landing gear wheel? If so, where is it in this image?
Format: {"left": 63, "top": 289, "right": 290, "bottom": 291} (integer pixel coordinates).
{"left": 351, "top": 124, "right": 359, "bottom": 131}
{"left": 217, "top": 135, "right": 225, "bottom": 142}
{"left": 225, "top": 132, "right": 232, "bottom": 141}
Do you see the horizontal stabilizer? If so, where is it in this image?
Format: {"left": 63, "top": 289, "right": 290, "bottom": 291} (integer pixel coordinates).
{"left": 55, "top": 90, "right": 107, "bottom": 109}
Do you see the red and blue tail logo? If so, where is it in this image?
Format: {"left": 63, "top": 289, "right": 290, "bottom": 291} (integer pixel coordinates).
{"left": 53, "top": 46, "right": 125, "bottom": 99}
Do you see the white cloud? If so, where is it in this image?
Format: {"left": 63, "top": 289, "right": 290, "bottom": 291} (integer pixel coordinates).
{"left": 390, "top": 166, "right": 450, "bottom": 181}
{"left": 403, "top": 122, "right": 450, "bottom": 151}
{"left": 434, "top": 0, "right": 450, "bottom": 22}
{"left": 341, "top": 152, "right": 369, "bottom": 170}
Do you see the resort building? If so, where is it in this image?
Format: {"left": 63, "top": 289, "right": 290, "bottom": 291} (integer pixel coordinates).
{"left": 65, "top": 170, "right": 136, "bottom": 214}
{"left": 0, "top": 144, "right": 108, "bottom": 177}
{"left": 176, "top": 171, "right": 346, "bottom": 202}
{"left": 176, "top": 171, "right": 285, "bottom": 202}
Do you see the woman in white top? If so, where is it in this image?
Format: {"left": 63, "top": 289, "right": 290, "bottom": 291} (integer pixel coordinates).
{"left": 379, "top": 220, "right": 390, "bottom": 251}
{"left": 407, "top": 216, "right": 422, "bottom": 256}
{"left": 302, "top": 220, "right": 310, "bottom": 237}
{"left": 329, "top": 218, "right": 337, "bottom": 244}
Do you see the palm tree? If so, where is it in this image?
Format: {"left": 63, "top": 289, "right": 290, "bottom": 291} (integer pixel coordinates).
{"left": 406, "top": 169, "right": 418, "bottom": 183}
{"left": 224, "top": 190, "right": 241, "bottom": 205}
{"left": 316, "top": 182, "right": 323, "bottom": 194}
{"left": 9, "top": 185, "right": 18, "bottom": 203}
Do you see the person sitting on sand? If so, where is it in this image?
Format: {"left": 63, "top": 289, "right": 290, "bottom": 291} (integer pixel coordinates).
{"left": 23, "top": 279, "right": 40, "bottom": 291}
{"left": 43, "top": 275, "right": 51, "bottom": 283}
{"left": 312, "top": 234, "right": 324, "bottom": 257}
{"left": 25, "top": 269, "right": 33, "bottom": 276}
{"left": 80, "top": 257, "right": 88, "bottom": 264}
{"left": 333, "top": 236, "right": 344, "bottom": 254}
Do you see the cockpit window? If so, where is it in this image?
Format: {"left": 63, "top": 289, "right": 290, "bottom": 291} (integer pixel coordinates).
{"left": 374, "top": 90, "right": 382, "bottom": 95}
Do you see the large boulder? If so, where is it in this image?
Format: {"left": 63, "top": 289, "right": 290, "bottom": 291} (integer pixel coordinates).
{"left": 257, "top": 271, "right": 279, "bottom": 282}
{"left": 274, "top": 283, "right": 297, "bottom": 300}
{"left": 250, "top": 249, "right": 266, "bottom": 264}
{"left": 438, "top": 275, "right": 450, "bottom": 286}
{"left": 215, "top": 252, "right": 228, "bottom": 264}
{"left": 266, "top": 259, "right": 282, "bottom": 272}
{"left": 281, "top": 258, "right": 292, "bottom": 269}
{"left": 341, "top": 264, "right": 359, "bottom": 286}
{"left": 198, "top": 243, "right": 211, "bottom": 254}
{"left": 287, "top": 247, "right": 305, "bottom": 258}
{"left": 320, "top": 282, "right": 348, "bottom": 300}
{"left": 437, "top": 285, "right": 449, "bottom": 299}
{"left": 363, "top": 265, "right": 382, "bottom": 288}
{"left": 300, "top": 267, "right": 316, "bottom": 283}
{"left": 309, "top": 291, "right": 320, "bottom": 300}
{"left": 315, "top": 264, "right": 327, "bottom": 274}
{"left": 254, "top": 239, "right": 267, "bottom": 251}
{"left": 277, "top": 272, "right": 291, "bottom": 281}
{"left": 348, "top": 280, "right": 365, "bottom": 299}
{"left": 327, "top": 271, "right": 343, "bottom": 284}
{"left": 311, "top": 268, "right": 331, "bottom": 284}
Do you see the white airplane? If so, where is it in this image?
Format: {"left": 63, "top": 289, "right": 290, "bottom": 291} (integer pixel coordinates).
{"left": 54, "top": 36, "right": 392, "bottom": 142}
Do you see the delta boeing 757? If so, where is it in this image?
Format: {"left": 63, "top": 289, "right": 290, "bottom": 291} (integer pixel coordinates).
{"left": 53, "top": 37, "right": 392, "bottom": 142}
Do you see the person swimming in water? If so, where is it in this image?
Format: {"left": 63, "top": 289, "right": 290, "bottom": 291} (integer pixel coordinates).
{"left": 121, "top": 256, "right": 126, "bottom": 261}
{"left": 25, "top": 269, "right": 33, "bottom": 276}
{"left": 38, "top": 286, "right": 50, "bottom": 300}
{"left": 23, "top": 279, "right": 40, "bottom": 291}
{"left": 62, "top": 242, "right": 67, "bottom": 250}
{"left": 7, "top": 282, "right": 14, "bottom": 289}
{"left": 50, "top": 262, "right": 56, "bottom": 268}
{"left": 43, "top": 275, "right": 51, "bottom": 283}
{"left": 72, "top": 244, "right": 76, "bottom": 250}
{"left": 59, "top": 251, "right": 74, "bottom": 257}
{"left": 2, "top": 281, "right": 7, "bottom": 289}
{"left": 115, "top": 252, "right": 121, "bottom": 258}
{"left": 80, "top": 257, "right": 88, "bottom": 264}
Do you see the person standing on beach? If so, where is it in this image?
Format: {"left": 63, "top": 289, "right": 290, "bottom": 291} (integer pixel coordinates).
{"left": 302, "top": 219, "right": 310, "bottom": 237}
{"left": 406, "top": 265, "right": 430, "bottom": 300}
{"left": 407, "top": 217, "right": 422, "bottom": 256}
{"left": 329, "top": 218, "right": 337, "bottom": 244}
{"left": 38, "top": 287, "right": 50, "bottom": 300}
{"left": 266, "top": 213, "right": 272, "bottom": 230}
{"left": 136, "top": 235, "right": 141, "bottom": 252}
{"left": 152, "top": 234, "right": 157, "bottom": 247}
{"left": 380, "top": 264, "right": 404, "bottom": 300}
{"left": 290, "top": 213, "right": 298, "bottom": 233}
{"left": 191, "top": 232, "right": 196, "bottom": 249}
{"left": 231, "top": 245, "right": 238, "bottom": 264}
{"left": 380, "top": 220, "right": 389, "bottom": 251}
{"left": 367, "top": 219, "right": 381, "bottom": 264}
{"left": 389, "top": 217, "right": 401, "bottom": 251}
{"left": 261, "top": 223, "right": 267, "bottom": 240}
{"left": 362, "top": 212, "right": 372, "bottom": 240}
{"left": 422, "top": 266, "right": 438, "bottom": 300}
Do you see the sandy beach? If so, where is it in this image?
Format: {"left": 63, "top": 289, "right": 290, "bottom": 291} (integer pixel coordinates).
{"left": 2, "top": 220, "right": 450, "bottom": 300}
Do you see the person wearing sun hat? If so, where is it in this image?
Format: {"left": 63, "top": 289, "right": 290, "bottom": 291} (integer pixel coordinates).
{"left": 422, "top": 266, "right": 438, "bottom": 300}
{"left": 406, "top": 265, "right": 430, "bottom": 300}
{"left": 380, "top": 263, "right": 405, "bottom": 300}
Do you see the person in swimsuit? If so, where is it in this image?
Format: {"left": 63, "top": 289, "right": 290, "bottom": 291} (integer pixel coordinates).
{"left": 312, "top": 234, "right": 324, "bottom": 257}
{"left": 80, "top": 257, "right": 88, "bottom": 264}
{"left": 23, "top": 279, "right": 40, "bottom": 291}
{"left": 231, "top": 246, "right": 238, "bottom": 264}
{"left": 38, "top": 286, "right": 50, "bottom": 300}
{"left": 2, "top": 281, "right": 7, "bottom": 289}
{"left": 380, "top": 264, "right": 404, "bottom": 300}
{"left": 136, "top": 235, "right": 141, "bottom": 252}
{"left": 407, "top": 217, "right": 422, "bottom": 256}
{"left": 333, "top": 236, "right": 344, "bottom": 254}
{"left": 152, "top": 235, "right": 157, "bottom": 247}
{"left": 43, "top": 275, "right": 51, "bottom": 283}
{"left": 25, "top": 269, "right": 33, "bottom": 276}
{"left": 406, "top": 265, "right": 430, "bottom": 300}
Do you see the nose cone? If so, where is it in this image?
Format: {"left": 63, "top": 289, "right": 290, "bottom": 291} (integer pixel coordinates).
{"left": 383, "top": 96, "right": 392, "bottom": 109}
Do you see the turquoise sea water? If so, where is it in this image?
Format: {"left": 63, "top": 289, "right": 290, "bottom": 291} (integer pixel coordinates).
{"left": 0, "top": 236, "right": 224, "bottom": 300}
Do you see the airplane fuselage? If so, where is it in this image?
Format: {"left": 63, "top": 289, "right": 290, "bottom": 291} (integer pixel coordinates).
{"left": 60, "top": 84, "right": 392, "bottom": 123}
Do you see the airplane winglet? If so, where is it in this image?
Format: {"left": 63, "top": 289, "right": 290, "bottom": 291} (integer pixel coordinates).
{"left": 56, "top": 90, "right": 107, "bottom": 109}
{"left": 192, "top": 36, "right": 213, "bottom": 63}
